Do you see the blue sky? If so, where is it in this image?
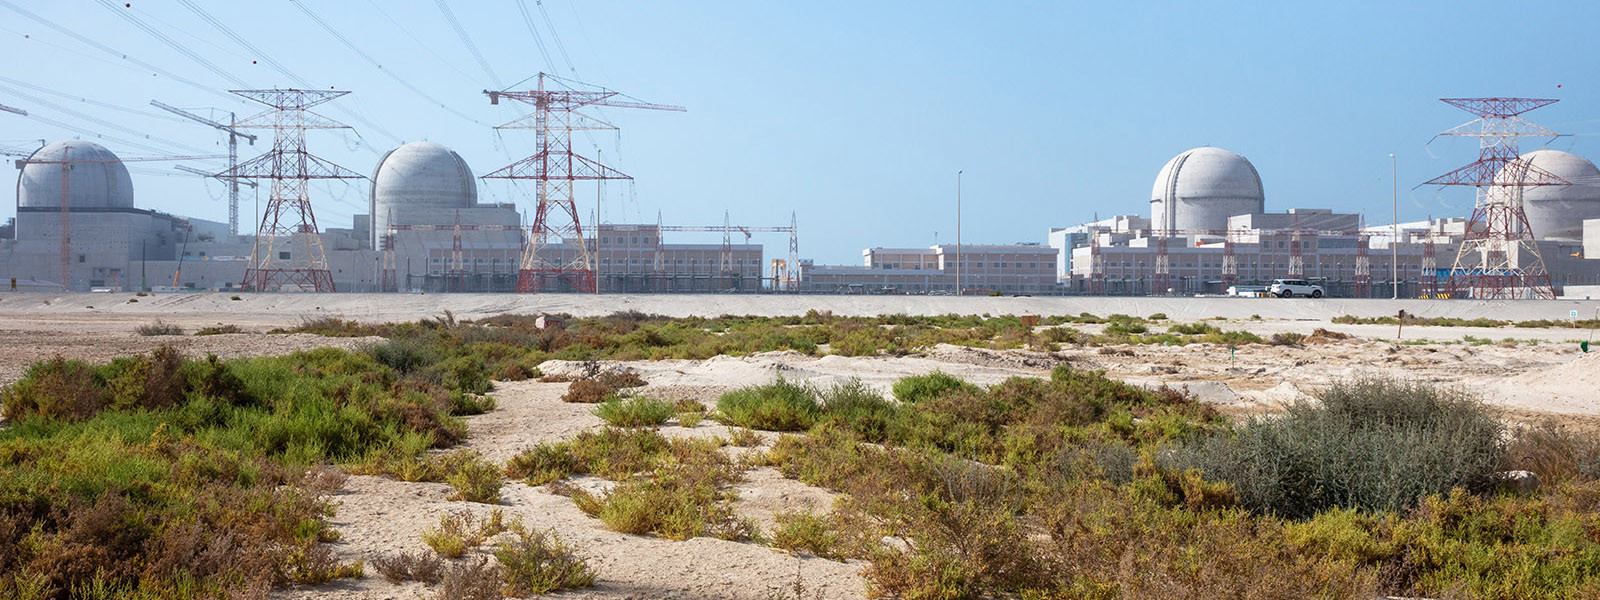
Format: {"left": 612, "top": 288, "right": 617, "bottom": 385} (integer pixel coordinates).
{"left": 1, "top": 1, "right": 1595, "bottom": 264}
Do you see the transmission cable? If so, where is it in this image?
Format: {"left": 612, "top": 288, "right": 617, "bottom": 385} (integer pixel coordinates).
{"left": 289, "top": 0, "right": 488, "bottom": 127}
{"left": 435, "top": 0, "right": 504, "bottom": 89}
{"left": 0, "top": 0, "right": 242, "bottom": 105}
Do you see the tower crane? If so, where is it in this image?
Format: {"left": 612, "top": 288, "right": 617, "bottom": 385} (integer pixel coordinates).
{"left": 151, "top": 100, "right": 257, "bottom": 237}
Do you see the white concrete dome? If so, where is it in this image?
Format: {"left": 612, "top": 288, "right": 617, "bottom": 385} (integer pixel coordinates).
{"left": 1492, "top": 149, "right": 1600, "bottom": 241}
{"left": 16, "top": 141, "right": 135, "bottom": 210}
{"left": 370, "top": 141, "right": 478, "bottom": 247}
{"left": 1149, "top": 147, "right": 1265, "bottom": 234}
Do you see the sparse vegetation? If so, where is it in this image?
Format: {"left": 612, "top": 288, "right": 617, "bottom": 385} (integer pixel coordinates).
{"left": 892, "top": 370, "right": 979, "bottom": 404}
{"left": 716, "top": 378, "right": 821, "bottom": 431}
{"left": 494, "top": 524, "right": 597, "bottom": 595}
{"left": 372, "top": 550, "right": 444, "bottom": 584}
{"left": 444, "top": 451, "right": 504, "bottom": 504}
{"left": 193, "top": 323, "right": 244, "bottom": 335}
{"left": 569, "top": 437, "right": 756, "bottom": 541}
{"left": 420, "top": 510, "right": 511, "bottom": 558}
{"left": 594, "top": 395, "right": 675, "bottom": 427}
{"left": 0, "top": 343, "right": 491, "bottom": 597}
{"left": 136, "top": 320, "right": 183, "bottom": 336}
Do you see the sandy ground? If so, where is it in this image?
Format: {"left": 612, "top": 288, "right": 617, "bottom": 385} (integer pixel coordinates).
{"left": 7, "top": 290, "right": 1600, "bottom": 323}
{"left": 2, "top": 298, "right": 1598, "bottom": 598}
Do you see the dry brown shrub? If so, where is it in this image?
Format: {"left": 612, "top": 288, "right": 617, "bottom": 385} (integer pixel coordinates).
{"left": 436, "top": 557, "right": 504, "bottom": 600}
{"left": 371, "top": 550, "right": 444, "bottom": 584}
{"left": 561, "top": 379, "right": 610, "bottom": 404}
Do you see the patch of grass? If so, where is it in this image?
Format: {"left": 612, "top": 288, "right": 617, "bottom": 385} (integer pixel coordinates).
{"left": 677, "top": 412, "right": 704, "bottom": 427}
{"left": 494, "top": 524, "right": 597, "bottom": 595}
{"left": 716, "top": 378, "right": 821, "bottom": 431}
{"left": 136, "top": 320, "right": 183, "bottom": 336}
{"left": 193, "top": 324, "right": 243, "bottom": 336}
{"left": 891, "top": 370, "right": 979, "bottom": 404}
{"left": 593, "top": 395, "right": 675, "bottom": 427}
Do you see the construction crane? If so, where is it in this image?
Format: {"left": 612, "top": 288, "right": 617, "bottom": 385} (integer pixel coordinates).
{"left": 12, "top": 146, "right": 225, "bottom": 290}
{"left": 151, "top": 100, "right": 257, "bottom": 237}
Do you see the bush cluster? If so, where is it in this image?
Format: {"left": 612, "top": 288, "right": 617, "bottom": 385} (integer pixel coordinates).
{"left": 0, "top": 344, "right": 498, "bottom": 598}
{"left": 753, "top": 368, "right": 1600, "bottom": 600}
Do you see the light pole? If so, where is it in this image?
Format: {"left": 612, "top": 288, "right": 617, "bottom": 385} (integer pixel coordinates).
{"left": 956, "top": 170, "right": 963, "bottom": 295}
{"left": 1390, "top": 154, "right": 1398, "bottom": 299}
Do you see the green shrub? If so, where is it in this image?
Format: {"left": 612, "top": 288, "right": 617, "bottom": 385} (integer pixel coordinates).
{"left": 571, "top": 444, "right": 755, "bottom": 541}
{"left": 716, "top": 379, "right": 821, "bottom": 431}
{"left": 443, "top": 451, "right": 503, "bottom": 504}
{"left": 593, "top": 395, "right": 675, "bottom": 427}
{"left": 506, "top": 428, "right": 673, "bottom": 484}
{"left": 1147, "top": 313, "right": 1168, "bottom": 320}
{"left": 1176, "top": 376, "right": 1503, "bottom": 518}
{"left": 494, "top": 525, "right": 597, "bottom": 595}
{"left": 771, "top": 511, "right": 844, "bottom": 560}
{"left": 1168, "top": 321, "right": 1220, "bottom": 335}
{"left": 370, "top": 337, "right": 440, "bottom": 376}
{"left": 420, "top": 510, "right": 510, "bottom": 558}
{"left": 891, "top": 371, "right": 979, "bottom": 404}
{"left": 677, "top": 412, "right": 704, "bottom": 427}
{"left": 1103, "top": 322, "right": 1148, "bottom": 335}
{"left": 194, "top": 324, "right": 243, "bottom": 336}
{"left": 817, "top": 379, "right": 897, "bottom": 442}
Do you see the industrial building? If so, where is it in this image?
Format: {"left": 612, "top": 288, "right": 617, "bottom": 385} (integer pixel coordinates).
{"left": 1049, "top": 147, "right": 1600, "bottom": 297}
{"left": 0, "top": 139, "right": 771, "bottom": 293}
{"left": 798, "top": 244, "right": 1058, "bottom": 294}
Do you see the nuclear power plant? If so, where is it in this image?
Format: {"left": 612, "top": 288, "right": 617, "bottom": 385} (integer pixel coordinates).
{"left": 2, "top": 91, "right": 1597, "bottom": 297}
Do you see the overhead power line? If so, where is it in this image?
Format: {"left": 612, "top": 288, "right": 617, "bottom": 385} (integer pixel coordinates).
{"left": 435, "top": 0, "right": 505, "bottom": 88}
{"left": 138, "top": 0, "right": 401, "bottom": 149}
{"left": 94, "top": 0, "right": 248, "bottom": 87}
{"left": 289, "top": 0, "right": 488, "bottom": 127}
{"left": 514, "top": 0, "right": 558, "bottom": 75}
{"left": 0, "top": 82, "right": 212, "bottom": 155}
{"left": 0, "top": 0, "right": 240, "bottom": 104}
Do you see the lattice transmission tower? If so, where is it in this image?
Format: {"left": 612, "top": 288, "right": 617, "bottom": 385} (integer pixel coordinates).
{"left": 220, "top": 89, "right": 365, "bottom": 292}
{"left": 484, "top": 74, "right": 683, "bottom": 293}
{"left": 1429, "top": 98, "right": 1568, "bottom": 299}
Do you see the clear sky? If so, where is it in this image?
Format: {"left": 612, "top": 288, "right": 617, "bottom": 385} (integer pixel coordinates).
{"left": 1, "top": 1, "right": 1595, "bottom": 264}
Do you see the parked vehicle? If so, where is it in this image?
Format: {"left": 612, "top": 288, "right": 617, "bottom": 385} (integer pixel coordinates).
{"left": 1268, "top": 278, "right": 1324, "bottom": 298}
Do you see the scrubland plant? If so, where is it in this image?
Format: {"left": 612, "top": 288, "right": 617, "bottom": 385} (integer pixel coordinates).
{"left": 593, "top": 395, "right": 675, "bottom": 427}
{"left": 715, "top": 378, "right": 821, "bottom": 431}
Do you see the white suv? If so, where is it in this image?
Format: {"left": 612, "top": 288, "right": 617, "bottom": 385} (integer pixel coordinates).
{"left": 1269, "top": 279, "right": 1324, "bottom": 298}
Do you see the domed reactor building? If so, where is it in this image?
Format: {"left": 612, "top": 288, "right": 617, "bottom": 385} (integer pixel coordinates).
{"left": 369, "top": 141, "right": 521, "bottom": 292}
{"left": 0, "top": 141, "right": 227, "bottom": 291}
{"left": 1047, "top": 145, "right": 1600, "bottom": 297}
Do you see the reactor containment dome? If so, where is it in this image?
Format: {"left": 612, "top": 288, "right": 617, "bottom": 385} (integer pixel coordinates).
{"left": 16, "top": 141, "right": 135, "bottom": 210}
{"left": 1493, "top": 149, "right": 1600, "bottom": 242}
{"left": 370, "top": 141, "right": 479, "bottom": 248}
{"left": 1150, "top": 146, "right": 1265, "bottom": 235}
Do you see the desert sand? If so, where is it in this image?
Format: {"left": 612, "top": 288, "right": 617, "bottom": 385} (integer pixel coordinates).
{"left": 1, "top": 293, "right": 1597, "bottom": 599}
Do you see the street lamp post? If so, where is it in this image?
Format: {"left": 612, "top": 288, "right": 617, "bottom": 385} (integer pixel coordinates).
{"left": 1391, "top": 154, "right": 1398, "bottom": 299}
{"left": 956, "top": 170, "right": 963, "bottom": 295}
